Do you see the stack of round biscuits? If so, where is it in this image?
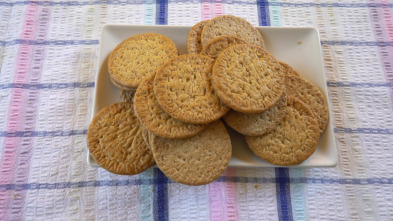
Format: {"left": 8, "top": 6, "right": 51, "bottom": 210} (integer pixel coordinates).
{"left": 87, "top": 15, "right": 329, "bottom": 186}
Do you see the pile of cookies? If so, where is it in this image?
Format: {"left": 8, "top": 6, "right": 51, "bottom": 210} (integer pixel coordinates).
{"left": 87, "top": 15, "right": 328, "bottom": 186}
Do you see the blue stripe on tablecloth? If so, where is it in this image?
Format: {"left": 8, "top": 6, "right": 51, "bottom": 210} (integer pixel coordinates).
{"left": 0, "top": 81, "right": 392, "bottom": 90}
{"left": 0, "top": 130, "right": 87, "bottom": 137}
{"left": 0, "top": 1, "right": 392, "bottom": 8}
{"left": 0, "top": 128, "right": 392, "bottom": 137}
{"left": 153, "top": 169, "right": 169, "bottom": 221}
{"left": 275, "top": 168, "right": 293, "bottom": 221}
{"left": 156, "top": 0, "right": 168, "bottom": 25}
{"left": 0, "top": 39, "right": 99, "bottom": 46}
{"left": 257, "top": 0, "right": 270, "bottom": 26}
{"left": 1, "top": 177, "right": 393, "bottom": 190}
{"left": 1, "top": 39, "right": 393, "bottom": 47}
{"left": 0, "top": 82, "right": 95, "bottom": 90}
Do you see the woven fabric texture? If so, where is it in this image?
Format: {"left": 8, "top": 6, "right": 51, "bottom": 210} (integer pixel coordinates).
{"left": 0, "top": 0, "right": 392, "bottom": 220}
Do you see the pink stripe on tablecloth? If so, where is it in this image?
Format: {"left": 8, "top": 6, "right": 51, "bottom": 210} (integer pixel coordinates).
{"left": 368, "top": 0, "right": 393, "bottom": 106}
{"left": 0, "top": 5, "right": 49, "bottom": 220}
{"left": 201, "top": 0, "right": 224, "bottom": 20}
{"left": 209, "top": 168, "right": 238, "bottom": 221}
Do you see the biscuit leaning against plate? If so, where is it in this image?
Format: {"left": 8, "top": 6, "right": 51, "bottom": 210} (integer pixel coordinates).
{"left": 134, "top": 74, "right": 208, "bottom": 139}
{"left": 212, "top": 44, "right": 284, "bottom": 113}
{"left": 108, "top": 33, "right": 178, "bottom": 90}
{"left": 154, "top": 54, "right": 230, "bottom": 124}
{"left": 151, "top": 121, "right": 231, "bottom": 186}
{"left": 187, "top": 20, "right": 209, "bottom": 54}
{"left": 201, "top": 15, "right": 264, "bottom": 48}
{"left": 279, "top": 61, "right": 300, "bottom": 76}
{"left": 200, "top": 35, "right": 247, "bottom": 59}
{"left": 223, "top": 91, "right": 287, "bottom": 136}
{"left": 245, "top": 97, "right": 320, "bottom": 166}
{"left": 285, "top": 75, "right": 329, "bottom": 133}
{"left": 87, "top": 102, "right": 155, "bottom": 175}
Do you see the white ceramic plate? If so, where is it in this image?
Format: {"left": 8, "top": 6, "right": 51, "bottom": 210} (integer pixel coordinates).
{"left": 87, "top": 24, "right": 337, "bottom": 168}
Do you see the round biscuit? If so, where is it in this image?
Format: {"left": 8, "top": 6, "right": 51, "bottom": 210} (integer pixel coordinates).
{"left": 201, "top": 15, "right": 264, "bottom": 48}
{"left": 279, "top": 61, "right": 300, "bottom": 76}
{"left": 154, "top": 54, "right": 230, "bottom": 124}
{"left": 187, "top": 20, "right": 209, "bottom": 54}
{"left": 212, "top": 44, "right": 284, "bottom": 113}
{"left": 200, "top": 35, "right": 247, "bottom": 59}
{"left": 108, "top": 33, "right": 178, "bottom": 89}
{"left": 151, "top": 121, "right": 232, "bottom": 186}
{"left": 284, "top": 75, "right": 329, "bottom": 133}
{"left": 87, "top": 102, "right": 155, "bottom": 175}
{"left": 134, "top": 74, "right": 208, "bottom": 139}
{"left": 246, "top": 97, "right": 320, "bottom": 166}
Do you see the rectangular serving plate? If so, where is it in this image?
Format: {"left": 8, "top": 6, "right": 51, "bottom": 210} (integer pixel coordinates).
{"left": 88, "top": 24, "right": 338, "bottom": 168}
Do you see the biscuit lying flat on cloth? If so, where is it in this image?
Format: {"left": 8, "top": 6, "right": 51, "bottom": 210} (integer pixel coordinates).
{"left": 212, "top": 44, "right": 284, "bottom": 113}
{"left": 154, "top": 54, "right": 229, "bottom": 124}
{"left": 151, "top": 121, "right": 231, "bottom": 186}
{"left": 223, "top": 91, "right": 287, "bottom": 136}
{"left": 245, "top": 97, "right": 319, "bottom": 166}
{"left": 201, "top": 15, "right": 264, "bottom": 48}
{"left": 87, "top": 102, "right": 155, "bottom": 175}
{"left": 187, "top": 20, "right": 208, "bottom": 54}
{"left": 285, "top": 75, "right": 328, "bottom": 133}
{"left": 134, "top": 74, "right": 208, "bottom": 139}
{"left": 108, "top": 33, "right": 178, "bottom": 89}
{"left": 279, "top": 61, "right": 300, "bottom": 76}
{"left": 200, "top": 36, "right": 247, "bottom": 59}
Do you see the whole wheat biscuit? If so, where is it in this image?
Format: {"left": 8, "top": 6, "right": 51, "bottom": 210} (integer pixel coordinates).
{"left": 187, "top": 20, "right": 208, "bottom": 54}
{"left": 223, "top": 91, "right": 287, "bottom": 136}
{"left": 151, "top": 121, "right": 231, "bottom": 186}
{"left": 154, "top": 54, "right": 230, "bottom": 124}
{"left": 245, "top": 97, "right": 320, "bottom": 166}
{"left": 134, "top": 74, "right": 208, "bottom": 139}
{"left": 279, "top": 61, "right": 300, "bottom": 76}
{"left": 201, "top": 15, "right": 264, "bottom": 48}
{"left": 212, "top": 44, "right": 284, "bottom": 113}
{"left": 120, "top": 88, "right": 137, "bottom": 103}
{"left": 200, "top": 36, "right": 247, "bottom": 59}
{"left": 141, "top": 127, "right": 151, "bottom": 150}
{"left": 87, "top": 102, "right": 155, "bottom": 175}
{"left": 285, "top": 75, "right": 328, "bottom": 133}
{"left": 108, "top": 33, "right": 178, "bottom": 89}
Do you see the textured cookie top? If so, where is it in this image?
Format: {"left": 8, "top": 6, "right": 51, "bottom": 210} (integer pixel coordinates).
{"left": 246, "top": 97, "right": 320, "bottom": 166}
{"left": 134, "top": 74, "right": 208, "bottom": 139}
{"left": 87, "top": 102, "right": 155, "bottom": 175}
{"left": 200, "top": 35, "right": 247, "bottom": 59}
{"left": 285, "top": 75, "right": 328, "bottom": 133}
{"left": 279, "top": 61, "right": 300, "bottom": 76}
{"left": 223, "top": 91, "right": 287, "bottom": 136}
{"left": 187, "top": 20, "right": 208, "bottom": 54}
{"left": 201, "top": 15, "right": 264, "bottom": 48}
{"left": 212, "top": 44, "right": 284, "bottom": 113}
{"left": 154, "top": 54, "right": 230, "bottom": 124}
{"left": 151, "top": 121, "right": 231, "bottom": 186}
{"left": 108, "top": 33, "right": 178, "bottom": 89}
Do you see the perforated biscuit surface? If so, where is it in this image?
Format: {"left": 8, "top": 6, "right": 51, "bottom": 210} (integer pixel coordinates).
{"left": 201, "top": 35, "right": 247, "bottom": 59}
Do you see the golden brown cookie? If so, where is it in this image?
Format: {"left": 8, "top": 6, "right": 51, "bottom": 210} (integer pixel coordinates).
{"left": 201, "top": 15, "right": 264, "bottom": 48}
{"left": 284, "top": 75, "right": 328, "bottom": 133}
{"left": 108, "top": 33, "right": 178, "bottom": 89}
{"left": 154, "top": 54, "right": 230, "bottom": 124}
{"left": 134, "top": 74, "right": 208, "bottom": 139}
{"left": 200, "top": 36, "right": 247, "bottom": 59}
{"left": 212, "top": 44, "right": 284, "bottom": 113}
{"left": 87, "top": 102, "right": 155, "bottom": 175}
{"left": 279, "top": 61, "right": 300, "bottom": 76}
{"left": 223, "top": 91, "right": 287, "bottom": 136}
{"left": 245, "top": 97, "right": 320, "bottom": 166}
{"left": 120, "top": 88, "right": 137, "bottom": 103}
{"left": 151, "top": 121, "right": 231, "bottom": 186}
{"left": 187, "top": 20, "right": 208, "bottom": 54}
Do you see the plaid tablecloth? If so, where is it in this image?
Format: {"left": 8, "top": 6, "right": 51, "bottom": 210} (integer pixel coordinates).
{"left": 1, "top": 0, "right": 393, "bottom": 220}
